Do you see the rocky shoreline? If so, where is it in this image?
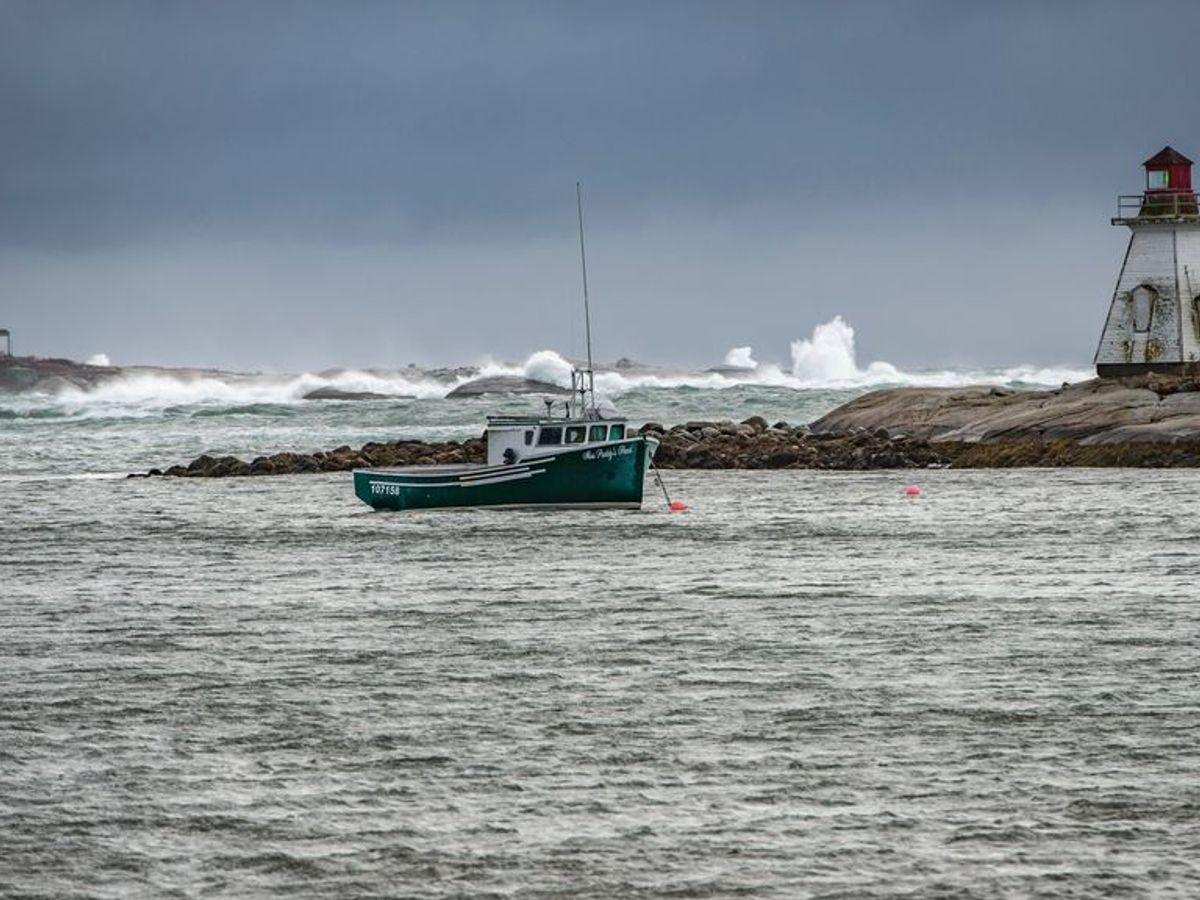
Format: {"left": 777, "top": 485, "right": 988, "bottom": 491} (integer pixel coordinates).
{"left": 1, "top": 356, "right": 126, "bottom": 393}
{"left": 811, "top": 375, "right": 1200, "bottom": 444}
{"left": 133, "top": 411, "right": 1200, "bottom": 478}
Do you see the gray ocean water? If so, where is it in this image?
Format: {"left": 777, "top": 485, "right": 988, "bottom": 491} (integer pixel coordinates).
{"left": 3, "top": 385, "right": 1199, "bottom": 898}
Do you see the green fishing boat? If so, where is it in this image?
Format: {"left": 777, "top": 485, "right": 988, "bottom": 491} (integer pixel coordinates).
{"left": 354, "top": 398, "right": 659, "bottom": 511}
{"left": 354, "top": 184, "right": 662, "bottom": 511}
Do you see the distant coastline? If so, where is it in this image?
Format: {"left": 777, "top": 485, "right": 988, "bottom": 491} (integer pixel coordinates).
{"left": 0, "top": 355, "right": 473, "bottom": 401}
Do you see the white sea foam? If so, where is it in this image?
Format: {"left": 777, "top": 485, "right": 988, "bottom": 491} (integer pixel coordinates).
{"left": 785, "top": 316, "right": 1093, "bottom": 388}
{"left": 789, "top": 316, "right": 903, "bottom": 385}
{"left": 497, "top": 349, "right": 575, "bottom": 387}
{"left": 723, "top": 346, "right": 758, "bottom": 369}
{"left": 480, "top": 316, "right": 1091, "bottom": 395}
{"left": 2, "top": 316, "right": 1092, "bottom": 418}
{"left": 32, "top": 368, "right": 455, "bottom": 418}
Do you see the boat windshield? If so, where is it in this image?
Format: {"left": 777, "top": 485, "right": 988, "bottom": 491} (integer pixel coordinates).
{"left": 588, "top": 424, "right": 607, "bottom": 442}
{"left": 565, "top": 425, "right": 586, "bottom": 444}
{"left": 609, "top": 424, "right": 625, "bottom": 440}
{"left": 537, "top": 426, "right": 563, "bottom": 445}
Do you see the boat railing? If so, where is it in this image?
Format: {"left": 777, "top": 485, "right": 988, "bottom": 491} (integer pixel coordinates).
{"left": 569, "top": 367, "right": 603, "bottom": 420}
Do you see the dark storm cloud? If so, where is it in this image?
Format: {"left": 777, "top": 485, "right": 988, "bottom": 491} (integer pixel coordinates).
{"left": 2, "top": 1, "right": 822, "bottom": 246}
{"left": 3, "top": 1, "right": 1200, "bottom": 367}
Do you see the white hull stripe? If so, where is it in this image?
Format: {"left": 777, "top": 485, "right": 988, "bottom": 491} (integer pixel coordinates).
{"left": 366, "top": 468, "right": 546, "bottom": 491}
{"left": 456, "top": 468, "right": 545, "bottom": 487}
{"left": 458, "top": 465, "right": 535, "bottom": 482}
{"left": 362, "top": 464, "right": 529, "bottom": 482}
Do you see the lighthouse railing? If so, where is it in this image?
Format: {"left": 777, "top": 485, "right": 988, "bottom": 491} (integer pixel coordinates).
{"left": 1115, "top": 192, "right": 1200, "bottom": 222}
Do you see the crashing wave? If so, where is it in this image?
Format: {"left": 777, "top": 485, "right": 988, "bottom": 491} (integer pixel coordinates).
{"left": 723, "top": 346, "right": 758, "bottom": 369}
{"left": 15, "top": 368, "right": 455, "bottom": 418}
{"left": 1, "top": 316, "right": 1093, "bottom": 418}
{"left": 479, "top": 316, "right": 1090, "bottom": 395}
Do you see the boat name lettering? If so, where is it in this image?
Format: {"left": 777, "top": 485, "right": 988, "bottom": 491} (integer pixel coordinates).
{"left": 582, "top": 444, "right": 634, "bottom": 462}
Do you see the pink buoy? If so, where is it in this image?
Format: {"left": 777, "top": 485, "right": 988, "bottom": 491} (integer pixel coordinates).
{"left": 905, "top": 485, "right": 921, "bottom": 496}
{"left": 669, "top": 501, "right": 689, "bottom": 512}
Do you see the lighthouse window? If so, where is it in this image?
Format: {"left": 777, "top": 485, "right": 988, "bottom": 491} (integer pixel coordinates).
{"left": 536, "top": 426, "right": 562, "bottom": 445}
{"left": 1148, "top": 170, "right": 1170, "bottom": 189}
{"left": 589, "top": 424, "right": 608, "bottom": 442}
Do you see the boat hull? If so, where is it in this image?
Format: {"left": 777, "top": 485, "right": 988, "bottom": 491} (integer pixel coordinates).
{"left": 354, "top": 437, "right": 658, "bottom": 511}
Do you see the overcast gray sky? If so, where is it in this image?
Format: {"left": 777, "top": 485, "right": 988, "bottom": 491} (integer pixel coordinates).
{"left": 2, "top": 1, "right": 1196, "bottom": 370}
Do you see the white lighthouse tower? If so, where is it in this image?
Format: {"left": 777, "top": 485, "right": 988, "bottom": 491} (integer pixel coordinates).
{"left": 1095, "top": 146, "right": 1200, "bottom": 377}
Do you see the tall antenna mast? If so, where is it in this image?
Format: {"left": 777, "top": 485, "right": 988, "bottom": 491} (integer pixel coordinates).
{"left": 576, "top": 181, "right": 594, "bottom": 374}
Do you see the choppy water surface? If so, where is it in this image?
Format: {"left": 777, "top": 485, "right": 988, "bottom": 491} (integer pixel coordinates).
{"left": 3, "top": 460, "right": 1199, "bottom": 897}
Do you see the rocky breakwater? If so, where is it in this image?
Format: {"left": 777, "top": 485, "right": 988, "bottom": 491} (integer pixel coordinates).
{"left": 146, "top": 438, "right": 487, "bottom": 478}
{"left": 641, "top": 417, "right": 949, "bottom": 469}
{"left": 135, "top": 376, "right": 1200, "bottom": 478}
{"left": 139, "top": 418, "right": 951, "bottom": 478}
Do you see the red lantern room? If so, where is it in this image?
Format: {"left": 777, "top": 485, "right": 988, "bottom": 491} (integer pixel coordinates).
{"left": 1143, "top": 146, "right": 1192, "bottom": 193}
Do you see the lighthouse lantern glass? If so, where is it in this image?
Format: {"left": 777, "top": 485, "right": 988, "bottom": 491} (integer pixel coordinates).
{"left": 1148, "top": 169, "right": 1169, "bottom": 190}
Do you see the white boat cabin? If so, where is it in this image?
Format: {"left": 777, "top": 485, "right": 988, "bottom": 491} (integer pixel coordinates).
{"left": 485, "top": 415, "right": 629, "bottom": 465}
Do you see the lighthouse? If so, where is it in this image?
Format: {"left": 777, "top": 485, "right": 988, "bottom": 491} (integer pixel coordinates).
{"left": 1095, "top": 147, "right": 1200, "bottom": 377}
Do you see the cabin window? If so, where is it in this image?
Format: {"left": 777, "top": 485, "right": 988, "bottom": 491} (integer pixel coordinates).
{"left": 609, "top": 424, "right": 625, "bottom": 440}
{"left": 1148, "top": 170, "right": 1170, "bottom": 189}
{"left": 524, "top": 430, "right": 533, "bottom": 445}
{"left": 537, "top": 426, "right": 562, "bottom": 445}
{"left": 588, "top": 424, "right": 608, "bottom": 442}
{"left": 565, "top": 425, "right": 586, "bottom": 444}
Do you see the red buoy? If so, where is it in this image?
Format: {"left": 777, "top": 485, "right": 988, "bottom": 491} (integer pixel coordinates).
{"left": 905, "top": 485, "right": 921, "bottom": 496}
{"left": 669, "top": 501, "right": 689, "bottom": 512}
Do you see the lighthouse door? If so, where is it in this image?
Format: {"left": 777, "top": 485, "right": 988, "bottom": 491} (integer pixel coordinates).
{"left": 1131, "top": 285, "right": 1157, "bottom": 332}
{"left": 1128, "top": 285, "right": 1158, "bottom": 363}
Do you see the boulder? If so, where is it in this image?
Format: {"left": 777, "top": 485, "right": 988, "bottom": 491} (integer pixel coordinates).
{"left": 446, "top": 376, "right": 570, "bottom": 398}
{"left": 741, "top": 415, "right": 769, "bottom": 433}
{"left": 302, "top": 387, "right": 414, "bottom": 401}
